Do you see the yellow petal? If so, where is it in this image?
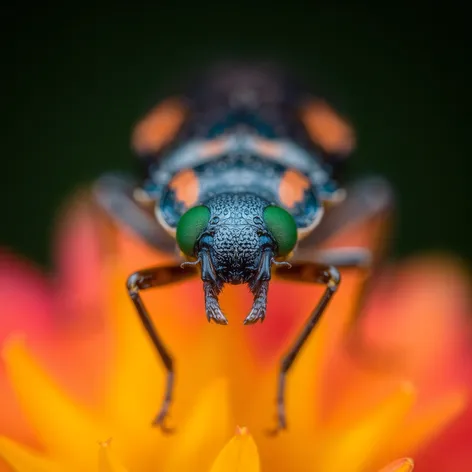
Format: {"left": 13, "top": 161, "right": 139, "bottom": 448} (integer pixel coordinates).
{"left": 317, "top": 382, "right": 416, "bottom": 472}
{"left": 378, "top": 457, "right": 414, "bottom": 472}
{"left": 2, "top": 337, "right": 109, "bottom": 471}
{"left": 164, "top": 378, "right": 231, "bottom": 472}
{"left": 98, "top": 439, "right": 129, "bottom": 472}
{"left": 208, "top": 427, "right": 260, "bottom": 472}
{"left": 0, "top": 436, "right": 61, "bottom": 472}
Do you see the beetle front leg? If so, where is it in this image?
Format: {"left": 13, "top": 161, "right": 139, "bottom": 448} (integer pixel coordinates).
{"left": 295, "top": 176, "right": 395, "bottom": 367}
{"left": 126, "top": 264, "right": 197, "bottom": 431}
{"left": 269, "top": 262, "right": 341, "bottom": 433}
{"left": 94, "top": 173, "right": 176, "bottom": 253}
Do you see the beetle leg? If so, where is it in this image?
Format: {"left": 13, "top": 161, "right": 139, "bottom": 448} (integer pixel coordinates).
{"left": 270, "top": 175, "right": 395, "bottom": 433}
{"left": 296, "top": 176, "right": 395, "bottom": 361}
{"left": 295, "top": 247, "right": 373, "bottom": 268}
{"left": 269, "top": 262, "right": 341, "bottom": 433}
{"left": 126, "top": 263, "right": 198, "bottom": 431}
{"left": 93, "top": 172, "right": 177, "bottom": 254}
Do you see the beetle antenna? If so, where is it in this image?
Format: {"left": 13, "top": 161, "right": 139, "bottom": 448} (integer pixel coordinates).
{"left": 180, "top": 257, "right": 201, "bottom": 269}
{"left": 271, "top": 258, "right": 292, "bottom": 269}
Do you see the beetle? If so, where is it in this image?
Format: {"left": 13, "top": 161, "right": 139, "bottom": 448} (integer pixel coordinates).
{"left": 94, "top": 62, "right": 394, "bottom": 433}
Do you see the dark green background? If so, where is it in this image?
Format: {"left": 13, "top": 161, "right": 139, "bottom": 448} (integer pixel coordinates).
{"left": 2, "top": 5, "right": 470, "bottom": 268}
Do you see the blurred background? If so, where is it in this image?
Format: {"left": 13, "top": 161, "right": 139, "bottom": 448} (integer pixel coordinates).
{"left": 2, "top": 4, "right": 470, "bottom": 268}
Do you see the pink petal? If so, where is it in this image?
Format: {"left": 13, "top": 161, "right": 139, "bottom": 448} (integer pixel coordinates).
{"left": 360, "top": 255, "right": 472, "bottom": 393}
{"left": 0, "top": 251, "right": 55, "bottom": 448}
{"left": 52, "top": 193, "right": 110, "bottom": 327}
{"left": 414, "top": 399, "right": 472, "bottom": 472}
{"left": 0, "top": 251, "right": 54, "bottom": 343}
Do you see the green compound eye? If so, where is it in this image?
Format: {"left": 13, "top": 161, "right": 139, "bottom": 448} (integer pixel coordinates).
{"left": 263, "top": 205, "right": 298, "bottom": 256}
{"left": 176, "top": 205, "right": 211, "bottom": 256}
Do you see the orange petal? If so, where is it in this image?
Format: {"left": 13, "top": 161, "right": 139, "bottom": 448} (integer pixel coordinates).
{"left": 0, "top": 436, "right": 61, "bottom": 472}
{"left": 2, "top": 337, "right": 109, "bottom": 471}
{"left": 381, "top": 389, "right": 468, "bottom": 465}
{"left": 208, "top": 427, "right": 260, "bottom": 472}
{"left": 378, "top": 457, "right": 414, "bottom": 472}
{"left": 361, "top": 256, "right": 472, "bottom": 388}
{"left": 53, "top": 193, "right": 109, "bottom": 327}
{"left": 316, "top": 382, "right": 416, "bottom": 472}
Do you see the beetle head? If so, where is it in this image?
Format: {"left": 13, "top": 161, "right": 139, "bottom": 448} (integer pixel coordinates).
{"left": 177, "top": 194, "right": 296, "bottom": 323}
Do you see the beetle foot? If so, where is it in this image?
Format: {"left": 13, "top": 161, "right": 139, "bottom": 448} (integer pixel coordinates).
{"left": 206, "top": 298, "right": 228, "bottom": 325}
{"left": 243, "top": 298, "right": 266, "bottom": 324}
{"left": 244, "top": 279, "right": 268, "bottom": 324}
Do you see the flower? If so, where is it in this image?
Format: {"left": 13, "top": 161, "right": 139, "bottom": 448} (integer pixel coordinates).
{"left": 0, "top": 193, "right": 471, "bottom": 472}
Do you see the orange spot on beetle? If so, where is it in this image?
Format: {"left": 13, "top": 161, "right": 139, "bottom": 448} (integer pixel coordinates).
{"left": 253, "top": 138, "right": 283, "bottom": 159}
{"left": 279, "top": 169, "right": 310, "bottom": 208}
{"left": 132, "top": 97, "right": 187, "bottom": 155}
{"left": 300, "top": 99, "right": 355, "bottom": 156}
{"left": 199, "top": 138, "right": 229, "bottom": 158}
{"left": 169, "top": 169, "right": 199, "bottom": 208}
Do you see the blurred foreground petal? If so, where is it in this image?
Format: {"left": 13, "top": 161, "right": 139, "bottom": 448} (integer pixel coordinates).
{"left": 98, "top": 440, "right": 129, "bottom": 472}
{"left": 208, "top": 427, "right": 260, "bottom": 472}
{"left": 0, "top": 436, "right": 60, "bottom": 472}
